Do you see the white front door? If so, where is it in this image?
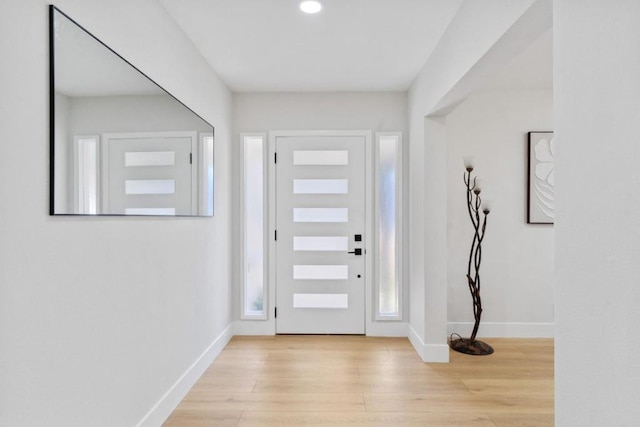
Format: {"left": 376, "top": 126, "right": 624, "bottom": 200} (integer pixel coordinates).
{"left": 275, "top": 134, "right": 367, "bottom": 334}
{"left": 102, "top": 132, "right": 197, "bottom": 215}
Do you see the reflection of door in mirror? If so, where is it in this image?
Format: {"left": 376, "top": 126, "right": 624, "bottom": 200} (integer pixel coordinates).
{"left": 101, "top": 132, "right": 197, "bottom": 216}
{"left": 71, "top": 132, "right": 214, "bottom": 216}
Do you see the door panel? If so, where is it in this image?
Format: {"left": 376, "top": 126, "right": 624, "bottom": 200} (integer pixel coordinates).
{"left": 275, "top": 135, "right": 366, "bottom": 334}
{"left": 102, "top": 132, "right": 196, "bottom": 215}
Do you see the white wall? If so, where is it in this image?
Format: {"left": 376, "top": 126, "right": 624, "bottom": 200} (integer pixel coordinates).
{"left": 407, "top": 0, "right": 547, "bottom": 362}
{"left": 554, "top": 1, "right": 640, "bottom": 425}
{"left": 68, "top": 94, "right": 212, "bottom": 135}
{"left": 233, "top": 92, "right": 407, "bottom": 133}
{"left": 446, "top": 90, "right": 554, "bottom": 337}
{"left": 232, "top": 92, "right": 408, "bottom": 330}
{"left": 0, "top": 1, "right": 233, "bottom": 426}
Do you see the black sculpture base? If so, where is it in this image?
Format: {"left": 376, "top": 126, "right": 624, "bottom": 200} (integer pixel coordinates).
{"left": 449, "top": 338, "right": 494, "bottom": 356}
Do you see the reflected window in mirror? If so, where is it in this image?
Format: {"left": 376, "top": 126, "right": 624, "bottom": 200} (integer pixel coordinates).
{"left": 49, "top": 6, "right": 214, "bottom": 216}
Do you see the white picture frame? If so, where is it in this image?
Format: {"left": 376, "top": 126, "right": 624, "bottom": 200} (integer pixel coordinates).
{"left": 527, "top": 131, "right": 555, "bottom": 224}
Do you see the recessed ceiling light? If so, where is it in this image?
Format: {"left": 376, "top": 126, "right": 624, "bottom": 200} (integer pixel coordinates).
{"left": 300, "top": 0, "right": 323, "bottom": 14}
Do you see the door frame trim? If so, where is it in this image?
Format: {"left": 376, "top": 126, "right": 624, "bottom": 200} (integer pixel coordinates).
{"left": 268, "top": 130, "right": 373, "bottom": 334}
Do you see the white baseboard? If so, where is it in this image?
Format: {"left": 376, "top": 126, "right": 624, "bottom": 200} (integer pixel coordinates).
{"left": 233, "top": 320, "right": 409, "bottom": 337}
{"left": 447, "top": 322, "right": 554, "bottom": 338}
{"left": 408, "top": 325, "right": 449, "bottom": 363}
{"left": 136, "top": 324, "right": 234, "bottom": 427}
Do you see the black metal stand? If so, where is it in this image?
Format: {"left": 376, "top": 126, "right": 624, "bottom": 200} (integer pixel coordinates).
{"left": 449, "top": 335, "right": 494, "bottom": 356}
{"left": 450, "top": 167, "right": 494, "bottom": 356}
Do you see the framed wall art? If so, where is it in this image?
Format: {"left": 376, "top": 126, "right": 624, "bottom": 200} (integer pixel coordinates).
{"left": 528, "top": 131, "right": 555, "bottom": 224}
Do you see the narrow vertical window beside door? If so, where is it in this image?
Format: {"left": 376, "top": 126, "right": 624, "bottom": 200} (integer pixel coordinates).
{"left": 201, "top": 134, "right": 214, "bottom": 216}
{"left": 376, "top": 133, "right": 402, "bottom": 319}
{"left": 242, "top": 134, "right": 266, "bottom": 318}
{"left": 74, "top": 135, "right": 99, "bottom": 214}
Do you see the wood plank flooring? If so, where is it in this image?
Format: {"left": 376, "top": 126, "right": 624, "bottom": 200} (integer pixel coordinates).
{"left": 164, "top": 336, "right": 553, "bottom": 426}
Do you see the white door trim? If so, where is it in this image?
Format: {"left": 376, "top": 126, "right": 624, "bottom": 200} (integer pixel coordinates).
{"left": 268, "top": 130, "right": 373, "bottom": 334}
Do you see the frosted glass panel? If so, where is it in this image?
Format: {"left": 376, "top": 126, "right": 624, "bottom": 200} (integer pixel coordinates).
{"left": 293, "top": 150, "right": 348, "bottom": 165}
{"left": 293, "top": 236, "right": 348, "bottom": 251}
{"left": 293, "top": 208, "right": 348, "bottom": 223}
{"left": 125, "top": 179, "right": 175, "bottom": 195}
{"left": 293, "top": 293, "right": 348, "bottom": 309}
{"left": 243, "top": 136, "right": 265, "bottom": 316}
{"left": 125, "top": 151, "right": 175, "bottom": 167}
{"left": 378, "top": 135, "right": 399, "bottom": 316}
{"left": 125, "top": 208, "right": 175, "bottom": 215}
{"left": 293, "top": 179, "right": 348, "bottom": 194}
{"left": 76, "top": 137, "right": 98, "bottom": 214}
{"left": 293, "top": 265, "right": 348, "bottom": 280}
{"left": 203, "top": 136, "right": 214, "bottom": 216}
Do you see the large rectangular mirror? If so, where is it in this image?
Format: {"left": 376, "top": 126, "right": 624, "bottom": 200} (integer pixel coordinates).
{"left": 49, "top": 6, "right": 214, "bottom": 216}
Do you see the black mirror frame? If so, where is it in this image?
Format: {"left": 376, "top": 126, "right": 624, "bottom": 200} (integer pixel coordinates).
{"left": 48, "top": 5, "right": 215, "bottom": 217}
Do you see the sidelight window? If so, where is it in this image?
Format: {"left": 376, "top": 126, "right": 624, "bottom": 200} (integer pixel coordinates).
{"left": 241, "top": 134, "right": 267, "bottom": 318}
{"left": 375, "top": 132, "right": 402, "bottom": 319}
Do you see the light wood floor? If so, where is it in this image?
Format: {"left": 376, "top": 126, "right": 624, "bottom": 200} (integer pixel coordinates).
{"left": 164, "top": 336, "right": 554, "bottom": 426}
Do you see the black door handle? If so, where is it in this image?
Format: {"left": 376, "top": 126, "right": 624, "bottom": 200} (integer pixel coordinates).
{"left": 348, "top": 248, "right": 362, "bottom": 256}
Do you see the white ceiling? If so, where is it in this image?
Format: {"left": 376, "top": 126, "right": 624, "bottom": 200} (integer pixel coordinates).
{"left": 55, "top": 2, "right": 552, "bottom": 97}
{"left": 159, "top": 0, "right": 464, "bottom": 92}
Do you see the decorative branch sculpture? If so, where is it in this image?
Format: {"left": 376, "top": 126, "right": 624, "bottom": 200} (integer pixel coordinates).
{"left": 449, "top": 164, "right": 494, "bottom": 356}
